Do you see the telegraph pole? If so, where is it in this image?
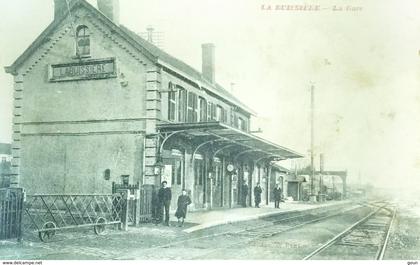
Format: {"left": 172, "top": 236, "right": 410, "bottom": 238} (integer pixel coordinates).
{"left": 319, "top": 153, "right": 324, "bottom": 202}
{"left": 310, "top": 84, "right": 317, "bottom": 202}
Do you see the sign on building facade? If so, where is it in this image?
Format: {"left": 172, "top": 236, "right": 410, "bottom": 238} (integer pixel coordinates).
{"left": 48, "top": 57, "right": 117, "bottom": 82}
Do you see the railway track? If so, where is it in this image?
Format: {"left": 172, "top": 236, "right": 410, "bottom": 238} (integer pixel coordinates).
{"left": 189, "top": 201, "right": 387, "bottom": 259}
{"left": 122, "top": 201, "right": 381, "bottom": 259}
{"left": 303, "top": 203, "right": 397, "bottom": 260}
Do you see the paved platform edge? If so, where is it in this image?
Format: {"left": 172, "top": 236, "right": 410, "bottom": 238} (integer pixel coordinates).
{"left": 183, "top": 200, "right": 352, "bottom": 233}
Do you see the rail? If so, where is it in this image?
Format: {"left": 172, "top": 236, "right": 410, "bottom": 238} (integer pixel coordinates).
{"left": 302, "top": 202, "right": 396, "bottom": 260}
{"left": 376, "top": 208, "right": 397, "bottom": 260}
{"left": 122, "top": 201, "right": 360, "bottom": 258}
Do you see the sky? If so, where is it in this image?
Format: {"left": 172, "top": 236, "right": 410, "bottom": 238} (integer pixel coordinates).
{"left": 0, "top": 0, "right": 419, "bottom": 191}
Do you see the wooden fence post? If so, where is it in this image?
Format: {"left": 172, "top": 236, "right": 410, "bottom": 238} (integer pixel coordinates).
{"left": 120, "top": 189, "right": 129, "bottom": 231}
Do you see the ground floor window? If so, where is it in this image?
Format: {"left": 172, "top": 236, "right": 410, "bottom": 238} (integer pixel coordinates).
{"left": 171, "top": 159, "right": 182, "bottom": 185}
{"left": 214, "top": 162, "right": 222, "bottom": 186}
{"left": 194, "top": 158, "right": 205, "bottom": 185}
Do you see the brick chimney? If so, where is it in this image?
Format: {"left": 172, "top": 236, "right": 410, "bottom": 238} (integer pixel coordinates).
{"left": 54, "top": 0, "right": 76, "bottom": 20}
{"left": 202, "top": 43, "right": 215, "bottom": 84}
{"left": 97, "top": 0, "right": 120, "bottom": 25}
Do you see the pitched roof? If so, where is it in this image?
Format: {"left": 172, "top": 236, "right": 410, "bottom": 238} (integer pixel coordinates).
{"left": 5, "top": 0, "right": 256, "bottom": 115}
{"left": 117, "top": 27, "right": 257, "bottom": 115}
{"left": 0, "top": 143, "right": 11, "bottom": 155}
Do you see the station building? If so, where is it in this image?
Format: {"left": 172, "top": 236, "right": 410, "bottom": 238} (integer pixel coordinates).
{"left": 5, "top": 0, "right": 302, "bottom": 211}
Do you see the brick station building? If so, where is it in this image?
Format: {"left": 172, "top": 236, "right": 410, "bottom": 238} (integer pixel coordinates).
{"left": 5, "top": 0, "right": 302, "bottom": 211}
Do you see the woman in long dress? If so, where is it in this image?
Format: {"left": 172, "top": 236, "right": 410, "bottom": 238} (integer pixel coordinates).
{"left": 175, "top": 189, "right": 192, "bottom": 227}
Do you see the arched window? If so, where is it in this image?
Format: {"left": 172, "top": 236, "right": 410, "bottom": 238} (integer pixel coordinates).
{"left": 76, "top": 25, "right": 90, "bottom": 56}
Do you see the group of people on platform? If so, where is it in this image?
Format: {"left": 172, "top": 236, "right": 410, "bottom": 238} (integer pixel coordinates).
{"left": 241, "top": 182, "right": 283, "bottom": 208}
{"left": 153, "top": 181, "right": 191, "bottom": 227}
{"left": 153, "top": 181, "right": 284, "bottom": 227}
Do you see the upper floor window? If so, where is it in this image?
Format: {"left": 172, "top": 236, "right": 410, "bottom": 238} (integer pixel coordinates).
{"left": 238, "top": 117, "right": 247, "bottom": 131}
{"left": 187, "top": 91, "right": 198, "bottom": 122}
{"left": 168, "top": 83, "right": 177, "bottom": 121}
{"left": 178, "top": 87, "right": 187, "bottom": 122}
{"left": 199, "top": 97, "right": 207, "bottom": 122}
{"left": 208, "top": 102, "right": 216, "bottom": 121}
{"left": 76, "top": 25, "right": 90, "bottom": 57}
{"left": 232, "top": 112, "right": 238, "bottom": 128}
{"left": 216, "top": 105, "right": 227, "bottom": 123}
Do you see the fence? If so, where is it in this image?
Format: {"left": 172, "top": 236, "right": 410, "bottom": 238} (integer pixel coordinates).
{"left": 112, "top": 182, "right": 138, "bottom": 225}
{"left": 139, "top": 184, "right": 155, "bottom": 223}
{"left": 112, "top": 183, "right": 155, "bottom": 224}
{"left": 0, "top": 188, "right": 24, "bottom": 240}
{"left": 23, "top": 193, "right": 128, "bottom": 242}
{"left": 2, "top": 183, "right": 156, "bottom": 242}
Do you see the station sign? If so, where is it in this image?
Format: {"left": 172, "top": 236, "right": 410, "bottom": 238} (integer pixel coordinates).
{"left": 48, "top": 58, "right": 117, "bottom": 82}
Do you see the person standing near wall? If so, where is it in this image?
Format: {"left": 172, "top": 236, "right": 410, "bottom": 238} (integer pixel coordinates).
{"left": 273, "top": 183, "right": 282, "bottom": 209}
{"left": 254, "top": 182, "right": 262, "bottom": 208}
{"left": 158, "top": 181, "right": 172, "bottom": 226}
{"left": 241, "top": 182, "right": 249, "bottom": 207}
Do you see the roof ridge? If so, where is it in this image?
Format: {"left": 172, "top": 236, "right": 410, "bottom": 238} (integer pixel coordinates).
{"left": 5, "top": 0, "right": 256, "bottom": 115}
{"left": 119, "top": 25, "right": 257, "bottom": 115}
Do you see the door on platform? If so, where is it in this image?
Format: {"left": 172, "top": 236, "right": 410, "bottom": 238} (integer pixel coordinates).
{"left": 223, "top": 164, "right": 231, "bottom": 207}
{"left": 163, "top": 151, "right": 184, "bottom": 211}
{"left": 212, "top": 158, "right": 223, "bottom": 207}
{"left": 193, "top": 155, "right": 206, "bottom": 208}
{"left": 287, "top": 182, "right": 299, "bottom": 201}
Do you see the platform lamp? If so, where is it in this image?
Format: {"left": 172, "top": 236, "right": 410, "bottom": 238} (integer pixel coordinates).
{"left": 154, "top": 157, "right": 165, "bottom": 183}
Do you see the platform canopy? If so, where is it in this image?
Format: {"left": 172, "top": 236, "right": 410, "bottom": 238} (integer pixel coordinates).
{"left": 157, "top": 122, "right": 303, "bottom": 161}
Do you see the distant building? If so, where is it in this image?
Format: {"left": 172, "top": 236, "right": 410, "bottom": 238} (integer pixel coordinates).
{"left": 0, "top": 143, "right": 12, "bottom": 187}
{"left": 287, "top": 174, "right": 307, "bottom": 201}
{"left": 270, "top": 164, "right": 289, "bottom": 201}
{"left": 0, "top": 143, "right": 11, "bottom": 162}
{"left": 4, "top": 0, "right": 302, "bottom": 210}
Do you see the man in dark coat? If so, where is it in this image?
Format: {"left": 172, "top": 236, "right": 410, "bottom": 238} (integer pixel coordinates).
{"left": 254, "top": 182, "right": 263, "bottom": 208}
{"left": 273, "top": 183, "right": 282, "bottom": 208}
{"left": 175, "top": 189, "right": 192, "bottom": 227}
{"left": 158, "top": 181, "right": 172, "bottom": 226}
{"left": 241, "top": 182, "right": 249, "bottom": 207}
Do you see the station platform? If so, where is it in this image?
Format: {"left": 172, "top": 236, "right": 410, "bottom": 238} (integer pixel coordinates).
{"left": 182, "top": 200, "right": 350, "bottom": 233}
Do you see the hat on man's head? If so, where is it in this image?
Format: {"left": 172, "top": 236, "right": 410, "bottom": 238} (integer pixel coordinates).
{"left": 162, "top": 180, "right": 168, "bottom": 185}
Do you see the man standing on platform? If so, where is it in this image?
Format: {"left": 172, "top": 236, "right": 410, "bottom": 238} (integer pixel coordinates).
{"left": 254, "top": 182, "right": 263, "bottom": 208}
{"left": 241, "top": 182, "right": 249, "bottom": 207}
{"left": 158, "top": 181, "right": 172, "bottom": 226}
{"left": 273, "top": 183, "right": 282, "bottom": 208}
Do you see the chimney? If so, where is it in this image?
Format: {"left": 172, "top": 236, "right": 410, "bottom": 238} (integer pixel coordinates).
{"left": 146, "top": 26, "right": 154, "bottom": 44}
{"left": 54, "top": 0, "right": 76, "bottom": 20}
{"left": 202, "top": 43, "right": 215, "bottom": 84}
{"left": 97, "top": 0, "right": 120, "bottom": 25}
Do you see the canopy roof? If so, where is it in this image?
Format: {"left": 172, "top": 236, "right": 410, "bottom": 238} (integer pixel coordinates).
{"left": 157, "top": 122, "right": 303, "bottom": 160}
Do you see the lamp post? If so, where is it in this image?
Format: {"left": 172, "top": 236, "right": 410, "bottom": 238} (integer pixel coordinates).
{"left": 309, "top": 83, "right": 317, "bottom": 202}
{"left": 319, "top": 153, "right": 324, "bottom": 202}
